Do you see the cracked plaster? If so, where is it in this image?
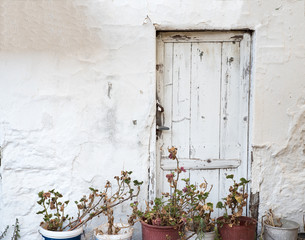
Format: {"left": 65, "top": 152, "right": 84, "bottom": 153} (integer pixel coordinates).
{"left": 252, "top": 103, "right": 305, "bottom": 232}
{"left": 0, "top": 0, "right": 304, "bottom": 239}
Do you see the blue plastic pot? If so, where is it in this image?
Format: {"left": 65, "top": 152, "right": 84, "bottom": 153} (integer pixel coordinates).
{"left": 39, "top": 226, "right": 83, "bottom": 240}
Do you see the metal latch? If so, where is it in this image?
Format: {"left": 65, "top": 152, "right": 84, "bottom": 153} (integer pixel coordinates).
{"left": 156, "top": 102, "right": 169, "bottom": 138}
{"left": 157, "top": 125, "right": 170, "bottom": 131}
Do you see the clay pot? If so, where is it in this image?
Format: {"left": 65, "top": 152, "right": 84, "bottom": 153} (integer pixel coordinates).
{"left": 39, "top": 226, "right": 83, "bottom": 240}
{"left": 217, "top": 216, "right": 256, "bottom": 240}
{"left": 141, "top": 221, "right": 182, "bottom": 240}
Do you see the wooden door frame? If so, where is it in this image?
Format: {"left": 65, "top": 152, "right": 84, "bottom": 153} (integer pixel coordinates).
{"left": 149, "top": 31, "right": 254, "bottom": 213}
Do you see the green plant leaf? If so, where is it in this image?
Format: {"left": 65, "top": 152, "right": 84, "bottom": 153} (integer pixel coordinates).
{"left": 240, "top": 177, "right": 250, "bottom": 184}
{"left": 226, "top": 174, "right": 234, "bottom": 179}
{"left": 36, "top": 210, "right": 45, "bottom": 215}
{"left": 216, "top": 201, "right": 223, "bottom": 209}
{"left": 207, "top": 202, "right": 213, "bottom": 208}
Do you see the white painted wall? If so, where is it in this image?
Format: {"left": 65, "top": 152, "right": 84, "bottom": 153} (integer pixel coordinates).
{"left": 0, "top": 0, "right": 304, "bottom": 239}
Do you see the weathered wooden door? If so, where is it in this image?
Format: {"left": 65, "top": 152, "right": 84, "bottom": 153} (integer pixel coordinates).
{"left": 156, "top": 31, "right": 251, "bottom": 216}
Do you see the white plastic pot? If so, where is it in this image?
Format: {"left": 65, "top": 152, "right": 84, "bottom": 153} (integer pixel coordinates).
{"left": 94, "top": 223, "right": 133, "bottom": 240}
{"left": 39, "top": 226, "right": 83, "bottom": 240}
{"left": 263, "top": 219, "right": 299, "bottom": 240}
{"left": 185, "top": 231, "right": 216, "bottom": 240}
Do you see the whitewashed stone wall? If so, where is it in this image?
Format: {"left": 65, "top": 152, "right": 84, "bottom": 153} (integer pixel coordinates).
{"left": 0, "top": 0, "right": 304, "bottom": 239}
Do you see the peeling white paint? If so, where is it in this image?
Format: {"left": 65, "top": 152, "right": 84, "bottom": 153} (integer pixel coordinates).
{"left": 0, "top": 0, "right": 304, "bottom": 239}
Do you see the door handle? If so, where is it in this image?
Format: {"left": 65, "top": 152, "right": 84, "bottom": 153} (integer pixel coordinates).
{"left": 156, "top": 102, "right": 170, "bottom": 138}
{"left": 157, "top": 125, "right": 170, "bottom": 131}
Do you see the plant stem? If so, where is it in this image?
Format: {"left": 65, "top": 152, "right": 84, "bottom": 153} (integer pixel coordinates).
{"left": 70, "top": 186, "right": 140, "bottom": 230}
{"left": 11, "top": 218, "right": 20, "bottom": 240}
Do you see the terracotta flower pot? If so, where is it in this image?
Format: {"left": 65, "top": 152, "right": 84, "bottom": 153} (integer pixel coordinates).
{"left": 217, "top": 216, "right": 256, "bottom": 240}
{"left": 141, "top": 221, "right": 182, "bottom": 240}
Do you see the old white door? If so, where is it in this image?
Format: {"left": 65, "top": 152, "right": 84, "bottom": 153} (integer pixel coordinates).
{"left": 156, "top": 31, "right": 251, "bottom": 216}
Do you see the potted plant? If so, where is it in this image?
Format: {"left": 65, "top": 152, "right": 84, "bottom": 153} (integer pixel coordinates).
{"left": 261, "top": 209, "right": 299, "bottom": 240}
{"left": 216, "top": 175, "right": 256, "bottom": 240}
{"left": 37, "top": 171, "right": 142, "bottom": 240}
{"left": 93, "top": 171, "right": 143, "bottom": 240}
{"left": 184, "top": 179, "right": 216, "bottom": 240}
{"left": 129, "top": 147, "right": 187, "bottom": 239}
{"left": 129, "top": 147, "right": 215, "bottom": 240}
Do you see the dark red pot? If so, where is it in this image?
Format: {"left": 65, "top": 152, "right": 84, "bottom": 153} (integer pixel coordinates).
{"left": 217, "top": 216, "right": 257, "bottom": 240}
{"left": 141, "top": 221, "right": 182, "bottom": 240}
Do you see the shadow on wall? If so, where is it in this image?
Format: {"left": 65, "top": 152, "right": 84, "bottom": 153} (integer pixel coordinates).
{"left": 0, "top": 0, "right": 103, "bottom": 53}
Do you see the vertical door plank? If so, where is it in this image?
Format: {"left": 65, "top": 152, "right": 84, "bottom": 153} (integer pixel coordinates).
{"left": 241, "top": 33, "right": 252, "bottom": 214}
{"left": 220, "top": 42, "right": 241, "bottom": 160}
{"left": 218, "top": 168, "right": 236, "bottom": 216}
{"left": 219, "top": 39, "right": 250, "bottom": 215}
{"left": 171, "top": 43, "right": 192, "bottom": 159}
{"left": 219, "top": 42, "right": 241, "bottom": 209}
{"left": 161, "top": 170, "right": 173, "bottom": 195}
{"left": 160, "top": 43, "right": 174, "bottom": 158}
{"left": 155, "top": 35, "right": 165, "bottom": 198}
{"left": 161, "top": 169, "right": 190, "bottom": 196}
{"left": 190, "top": 43, "right": 222, "bottom": 160}
{"left": 177, "top": 169, "right": 191, "bottom": 193}
{"left": 189, "top": 169, "right": 220, "bottom": 218}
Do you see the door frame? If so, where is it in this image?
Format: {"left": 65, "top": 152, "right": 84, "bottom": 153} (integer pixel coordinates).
{"left": 149, "top": 31, "right": 254, "bottom": 216}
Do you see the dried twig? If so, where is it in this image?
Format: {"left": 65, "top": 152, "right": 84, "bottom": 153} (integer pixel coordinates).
{"left": 264, "top": 209, "right": 282, "bottom": 227}
{"left": 37, "top": 171, "right": 143, "bottom": 232}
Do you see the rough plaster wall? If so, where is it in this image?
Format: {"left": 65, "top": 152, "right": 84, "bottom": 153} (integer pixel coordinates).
{"left": 0, "top": 1, "right": 154, "bottom": 239}
{"left": 0, "top": 0, "right": 304, "bottom": 239}
{"left": 252, "top": 103, "right": 305, "bottom": 231}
